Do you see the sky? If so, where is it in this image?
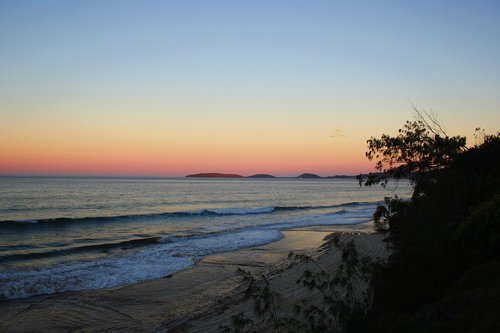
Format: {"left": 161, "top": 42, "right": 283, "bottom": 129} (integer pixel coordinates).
{"left": 1, "top": 0, "right": 499, "bottom": 177}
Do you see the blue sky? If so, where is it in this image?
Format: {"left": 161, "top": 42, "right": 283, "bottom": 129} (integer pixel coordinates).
{"left": 1, "top": 1, "right": 499, "bottom": 175}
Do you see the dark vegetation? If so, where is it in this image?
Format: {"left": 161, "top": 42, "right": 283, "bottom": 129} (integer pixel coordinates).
{"left": 222, "top": 110, "right": 500, "bottom": 332}
{"left": 357, "top": 110, "right": 500, "bottom": 332}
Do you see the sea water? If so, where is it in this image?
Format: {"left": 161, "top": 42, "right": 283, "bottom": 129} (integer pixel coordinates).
{"left": 0, "top": 176, "right": 411, "bottom": 300}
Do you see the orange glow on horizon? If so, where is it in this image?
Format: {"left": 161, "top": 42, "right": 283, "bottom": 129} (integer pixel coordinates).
{"left": 0, "top": 107, "right": 379, "bottom": 177}
{"left": 0, "top": 135, "right": 374, "bottom": 177}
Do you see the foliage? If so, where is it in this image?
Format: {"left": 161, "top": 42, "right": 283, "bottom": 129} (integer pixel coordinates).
{"left": 358, "top": 117, "right": 500, "bottom": 332}
{"left": 372, "top": 196, "right": 403, "bottom": 231}
{"left": 357, "top": 109, "right": 467, "bottom": 188}
{"left": 454, "top": 194, "right": 500, "bottom": 266}
{"left": 390, "top": 262, "right": 500, "bottom": 333}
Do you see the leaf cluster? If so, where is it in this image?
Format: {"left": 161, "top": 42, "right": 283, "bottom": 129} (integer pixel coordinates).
{"left": 358, "top": 119, "right": 466, "bottom": 187}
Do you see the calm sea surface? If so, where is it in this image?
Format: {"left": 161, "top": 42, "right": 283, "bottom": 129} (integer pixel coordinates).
{"left": 0, "top": 177, "right": 411, "bottom": 300}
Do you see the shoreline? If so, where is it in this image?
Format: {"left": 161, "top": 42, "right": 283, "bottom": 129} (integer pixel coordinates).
{"left": 0, "top": 222, "right": 386, "bottom": 332}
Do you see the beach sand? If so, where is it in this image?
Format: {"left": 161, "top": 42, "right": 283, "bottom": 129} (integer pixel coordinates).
{"left": 0, "top": 222, "right": 388, "bottom": 332}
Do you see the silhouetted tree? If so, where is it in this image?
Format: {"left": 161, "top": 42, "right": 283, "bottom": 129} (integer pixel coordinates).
{"left": 357, "top": 108, "right": 467, "bottom": 189}
{"left": 357, "top": 113, "right": 500, "bottom": 332}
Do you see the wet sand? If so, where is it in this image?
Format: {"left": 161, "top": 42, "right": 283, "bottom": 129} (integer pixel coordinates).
{"left": 0, "top": 223, "right": 387, "bottom": 332}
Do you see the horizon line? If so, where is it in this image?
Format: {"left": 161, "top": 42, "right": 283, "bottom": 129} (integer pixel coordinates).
{"left": 0, "top": 172, "right": 369, "bottom": 179}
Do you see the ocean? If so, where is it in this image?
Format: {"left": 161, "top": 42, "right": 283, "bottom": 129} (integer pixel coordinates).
{"left": 0, "top": 176, "right": 411, "bottom": 300}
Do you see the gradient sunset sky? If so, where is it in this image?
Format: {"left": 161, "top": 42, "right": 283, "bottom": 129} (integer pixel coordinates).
{"left": 1, "top": 1, "right": 499, "bottom": 177}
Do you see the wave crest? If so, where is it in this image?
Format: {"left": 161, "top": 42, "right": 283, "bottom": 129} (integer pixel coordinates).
{"left": 0, "top": 201, "right": 380, "bottom": 226}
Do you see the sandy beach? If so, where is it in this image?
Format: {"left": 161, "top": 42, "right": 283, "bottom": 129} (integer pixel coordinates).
{"left": 0, "top": 222, "right": 388, "bottom": 332}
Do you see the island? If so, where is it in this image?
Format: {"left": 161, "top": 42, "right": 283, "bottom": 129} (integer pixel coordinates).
{"left": 185, "top": 173, "right": 244, "bottom": 178}
{"left": 246, "top": 174, "right": 276, "bottom": 178}
{"left": 296, "top": 173, "right": 322, "bottom": 179}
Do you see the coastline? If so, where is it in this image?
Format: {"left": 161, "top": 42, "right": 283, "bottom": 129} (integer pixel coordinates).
{"left": 0, "top": 222, "right": 387, "bottom": 332}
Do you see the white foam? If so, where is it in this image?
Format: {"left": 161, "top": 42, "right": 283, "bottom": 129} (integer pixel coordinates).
{"left": 0, "top": 229, "right": 283, "bottom": 300}
{"left": 0, "top": 204, "right": 376, "bottom": 301}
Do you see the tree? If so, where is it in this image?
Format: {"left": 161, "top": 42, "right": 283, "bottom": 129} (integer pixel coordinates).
{"left": 357, "top": 113, "right": 500, "bottom": 332}
{"left": 357, "top": 108, "right": 467, "bottom": 189}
